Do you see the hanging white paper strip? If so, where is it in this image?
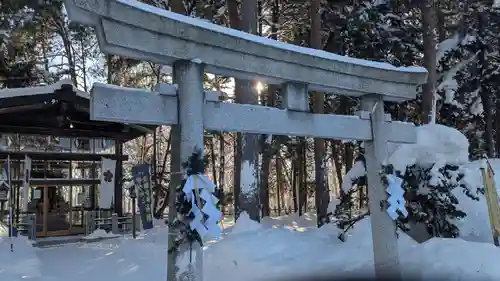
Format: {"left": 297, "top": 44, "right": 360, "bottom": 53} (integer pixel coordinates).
{"left": 99, "top": 157, "right": 116, "bottom": 209}
{"left": 385, "top": 174, "right": 408, "bottom": 221}
{"left": 183, "top": 174, "right": 222, "bottom": 239}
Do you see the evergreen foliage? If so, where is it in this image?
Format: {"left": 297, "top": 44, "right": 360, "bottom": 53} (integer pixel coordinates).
{"left": 437, "top": 4, "right": 500, "bottom": 158}
{"left": 167, "top": 150, "right": 211, "bottom": 255}
{"left": 398, "top": 163, "right": 482, "bottom": 237}
{"left": 334, "top": 160, "right": 483, "bottom": 239}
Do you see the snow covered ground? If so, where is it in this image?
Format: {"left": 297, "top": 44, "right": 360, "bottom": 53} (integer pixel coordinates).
{"left": 2, "top": 124, "right": 500, "bottom": 281}
{"left": 2, "top": 212, "right": 500, "bottom": 281}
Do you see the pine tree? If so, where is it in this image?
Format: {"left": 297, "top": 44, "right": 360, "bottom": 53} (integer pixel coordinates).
{"left": 437, "top": 4, "right": 500, "bottom": 158}
{"left": 335, "top": 152, "right": 483, "bottom": 239}
{"left": 397, "top": 163, "right": 481, "bottom": 237}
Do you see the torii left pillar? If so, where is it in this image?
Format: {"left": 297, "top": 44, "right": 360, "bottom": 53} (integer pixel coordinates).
{"left": 173, "top": 59, "right": 205, "bottom": 281}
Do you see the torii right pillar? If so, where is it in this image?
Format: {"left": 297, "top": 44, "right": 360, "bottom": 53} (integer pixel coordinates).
{"left": 362, "top": 94, "right": 402, "bottom": 280}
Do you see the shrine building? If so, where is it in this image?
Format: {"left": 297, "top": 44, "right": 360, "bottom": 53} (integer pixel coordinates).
{"left": 0, "top": 80, "right": 155, "bottom": 237}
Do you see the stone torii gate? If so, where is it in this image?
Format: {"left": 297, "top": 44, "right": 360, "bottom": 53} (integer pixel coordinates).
{"left": 64, "top": 0, "right": 427, "bottom": 280}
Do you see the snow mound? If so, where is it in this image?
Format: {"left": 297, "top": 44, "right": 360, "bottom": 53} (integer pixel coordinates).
{"left": 454, "top": 159, "right": 500, "bottom": 243}
{"left": 231, "top": 212, "right": 263, "bottom": 235}
{"left": 0, "top": 236, "right": 41, "bottom": 278}
{"left": 388, "top": 124, "right": 469, "bottom": 172}
{"left": 417, "top": 238, "right": 500, "bottom": 280}
{"left": 343, "top": 124, "right": 471, "bottom": 187}
{"left": 385, "top": 124, "right": 494, "bottom": 243}
{"left": 83, "top": 229, "right": 120, "bottom": 240}
{"left": 205, "top": 215, "right": 500, "bottom": 281}
{"left": 341, "top": 159, "right": 365, "bottom": 193}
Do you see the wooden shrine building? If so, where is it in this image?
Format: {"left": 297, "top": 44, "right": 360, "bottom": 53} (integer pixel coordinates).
{"left": 0, "top": 80, "right": 154, "bottom": 237}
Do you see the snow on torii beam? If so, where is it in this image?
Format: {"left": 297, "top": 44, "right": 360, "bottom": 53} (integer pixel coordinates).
{"left": 64, "top": 0, "right": 427, "bottom": 102}
{"left": 91, "top": 83, "right": 416, "bottom": 143}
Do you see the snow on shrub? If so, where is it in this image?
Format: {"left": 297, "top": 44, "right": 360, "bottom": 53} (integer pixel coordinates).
{"left": 334, "top": 124, "right": 483, "bottom": 239}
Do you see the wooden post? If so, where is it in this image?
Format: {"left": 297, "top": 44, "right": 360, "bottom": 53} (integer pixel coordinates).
{"left": 0, "top": 201, "right": 4, "bottom": 221}
{"left": 134, "top": 210, "right": 141, "bottom": 232}
{"left": 84, "top": 211, "right": 90, "bottom": 235}
{"left": 114, "top": 140, "right": 123, "bottom": 216}
{"left": 111, "top": 213, "right": 119, "bottom": 234}
{"left": 218, "top": 134, "right": 225, "bottom": 215}
{"left": 90, "top": 142, "right": 97, "bottom": 211}
{"left": 69, "top": 153, "right": 73, "bottom": 232}
{"left": 42, "top": 185, "right": 48, "bottom": 236}
{"left": 276, "top": 155, "right": 281, "bottom": 216}
{"left": 90, "top": 211, "right": 96, "bottom": 233}
{"left": 131, "top": 194, "right": 137, "bottom": 239}
{"left": 85, "top": 210, "right": 95, "bottom": 235}
{"left": 152, "top": 129, "right": 157, "bottom": 216}
{"left": 15, "top": 159, "right": 20, "bottom": 224}
{"left": 361, "top": 95, "right": 401, "bottom": 280}
{"left": 480, "top": 164, "right": 500, "bottom": 246}
{"left": 28, "top": 214, "right": 36, "bottom": 241}
{"left": 174, "top": 59, "right": 205, "bottom": 281}
{"left": 31, "top": 213, "right": 36, "bottom": 241}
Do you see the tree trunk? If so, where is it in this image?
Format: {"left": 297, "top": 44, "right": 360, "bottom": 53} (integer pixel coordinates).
{"left": 258, "top": 0, "right": 279, "bottom": 218}
{"left": 80, "top": 37, "right": 88, "bottom": 92}
{"left": 51, "top": 11, "right": 78, "bottom": 86}
{"left": 228, "top": 0, "right": 261, "bottom": 222}
{"left": 310, "top": 0, "right": 329, "bottom": 227}
{"left": 276, "top": 153, "right": 282, "bottom": 215}
{"left": 478, "top": 8, "right": 495, "bottom": 157}
{"left": 436, "top": 1, "right": 446, "bottom": 43}
{"left": 302, "top": 141, "right": 308, "bottom": 211}
{"left": 259, "top": 87, "right": 275, "bottom": 218}
{"left": 420, "top": 0, "right": 437, "bottom": 124}
{"left": 218, "top": 133, "right": 226, "bottom": 214}
{"left": 298, "top": 140, "right": 306, "bottom": 215}
{"left": 496, "top": 100, "right": 500, "bottom": 157}
{"left": 106, "top": 54, "right": 113, "bottom": 84}
{"left": 227, "top": 0, "right": 240, "bottom": 30}
{"left": 209, "top": 136, "right": 218, "bottom": 186}
{"left": 153, "top": 129, "right": 171, "bottom": 218}
{"left": 292, "top": 157, "right": 298, "bottom": 213}
{"left": 171, "top": 0, "right": 186, "bottom": 14}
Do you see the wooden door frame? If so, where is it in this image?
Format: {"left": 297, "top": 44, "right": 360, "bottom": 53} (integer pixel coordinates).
{"left": 36, "top": 185, "right": 73, "bottom": 237}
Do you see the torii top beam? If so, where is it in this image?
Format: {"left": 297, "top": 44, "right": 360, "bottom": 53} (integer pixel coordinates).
{"left": 64, "top": 0, "right": 427, "bottom": 102}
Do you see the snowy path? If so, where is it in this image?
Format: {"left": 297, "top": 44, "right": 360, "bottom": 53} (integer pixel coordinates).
{"left": 2, "top": 213, "right": 500, "bottom": 281}
{"left": 35, "top": 240, "right": 168, "bottom": 281}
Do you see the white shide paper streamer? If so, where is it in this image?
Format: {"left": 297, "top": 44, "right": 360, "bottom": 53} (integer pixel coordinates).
{"left": 386, "top": 174, "right": 408, "bottom": 221}
{"left": 182, "top": 174, "right": 222, "bottom": 239}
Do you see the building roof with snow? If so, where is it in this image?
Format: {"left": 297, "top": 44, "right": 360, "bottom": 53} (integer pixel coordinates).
{"left": 0, "top": 80, "right": 155, "bottom": 141}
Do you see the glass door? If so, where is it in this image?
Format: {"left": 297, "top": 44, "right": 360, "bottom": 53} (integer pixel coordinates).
{"left": 69, "top": 185, "right": 87, "bottom": 235}
{"left": 36, "top": 185, "right": 72, "bottom": 237}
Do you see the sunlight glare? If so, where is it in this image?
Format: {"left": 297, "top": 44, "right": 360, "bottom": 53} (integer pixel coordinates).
{"left": 255, "top": 81, "right": 264, "bottom": 93}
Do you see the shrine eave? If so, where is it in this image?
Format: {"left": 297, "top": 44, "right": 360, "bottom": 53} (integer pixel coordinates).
{"left": 0, "top": 80, "right": 156, "bottom": 140}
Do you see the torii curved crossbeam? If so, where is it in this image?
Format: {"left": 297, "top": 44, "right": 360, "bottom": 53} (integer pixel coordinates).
{"left": 64, "top": 0, "right": 427, "bottom": 101}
